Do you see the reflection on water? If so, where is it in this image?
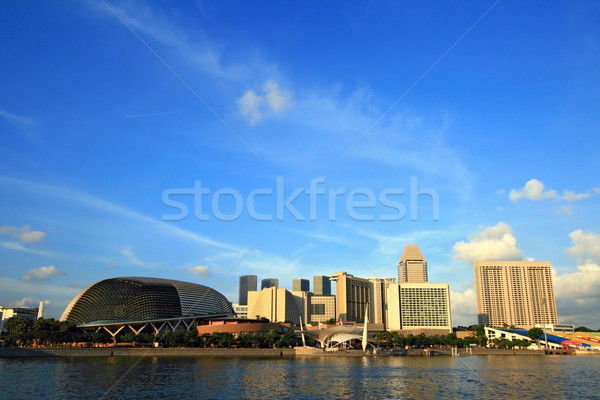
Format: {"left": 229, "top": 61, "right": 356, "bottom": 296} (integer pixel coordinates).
{"left": 1, "top": 355, "right": 599, "bottom": 399}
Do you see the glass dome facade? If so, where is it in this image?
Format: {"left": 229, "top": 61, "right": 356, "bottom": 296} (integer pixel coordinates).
{"left": 60, "top": 277, "right": 233, "bottom": 324}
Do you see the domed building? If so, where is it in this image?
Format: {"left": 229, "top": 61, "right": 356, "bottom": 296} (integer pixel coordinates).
{"left": 61, "top": 277, "right": 233, "bottom": 325}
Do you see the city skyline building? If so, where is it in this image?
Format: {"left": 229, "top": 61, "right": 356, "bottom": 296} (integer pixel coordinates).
{"left": 398, "top": 244, "right": 428, "bottom": 283}
{"left": 238, "top": 275, "right": 257, "bottom": 306}
{"left": 261, "top": 278, "right": 279, "bottom": 290}
{"left": 291, "top": 290, "right": 312, "bottom": 324}
{"left": 474, "top": 260, "right": 558, "bottom": 329}
{"left": 368, "top": 277, "right": 396, "bottom": 330}
{"left": 247, "top": 287, "right": 300, "bottom": 323}
{"left": 330, "top": 271, "right": 370, "bottom": 323}
{"left": 293, "top": 278, "right": 310, "bottom": 292}
{"left": 313, "top": 275, "right": 332, "bottom": 296}
{"left": 309, "top": 295, "right": 336, "bottom": 325}
{"left": 387, "top": 283, "right": 452, "bottom": 333}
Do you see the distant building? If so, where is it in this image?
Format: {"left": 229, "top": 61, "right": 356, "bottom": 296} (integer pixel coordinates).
{"left": 293, "top": 278, "right": 310, "bottom": 292}
{"left": 232, "top": 303, "right": 248, "bottom": 319}
{"left": 313, "top": 275, "right": 331, "bottom": 296}
{"left": 0, "top": 302, "right": 43, "bottom": 331}
{"left": 238, "top": 275, "right": 257, "bottom": 306}
{"left": 261, "top": 278, "right": 279, "bottom": 290}
{"left": 291, "top": 290, "right": 312, "bottom": 325}
{"left": 387, "top": 283, "right": 452, "bottom": 333}
{"left": 309, "top": 295, "right": 336, "bottom": 325}
{"left": 369, "top": 277, "right": 396, "bottom": 330}
{"left": 247, "top": 287, "right": 299, "bottom": 323}
{"left": 398, "top": 244, "right": 428, "bottom": 283}
{"left": 330, "top": 271, "right": 370, "bottom": 323}
{"left": 474, "top": 261, "right": 558, "bottom": 329}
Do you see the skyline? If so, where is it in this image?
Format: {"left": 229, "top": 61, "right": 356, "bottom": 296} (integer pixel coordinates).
{"left": 1, "top": 1, "right": 599, "bottom": 328}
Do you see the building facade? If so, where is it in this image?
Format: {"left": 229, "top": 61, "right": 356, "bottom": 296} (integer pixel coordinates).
{"left": 0, "top": 303, "right": 43, "bottom": 331}
{"left": 261, "top": 278, "right": 279, "bottom": 290}
{"left": 474, "top": 261, "right": 558, "bottom": 329}
{"left": 238, "top": 275, "right": 257, "bottom": 306}
{"left": 313, "top": 275, "right": 331, "bottom": 296}
{"left": 247, "top": 287, "right": 300, "bottom": 323}
{"left": 309, "top": 295, "right": 336, "bottom": 324}
{"left": 330, "top": 271, "right": 370, "bottom": 323}
{"left": 293, "top": 278, "right": 310, "bottom": 292}
{"left": 291, "top": 290, "right": 312, "bottom": 325}
{"left": 368, "top": 277, "right": 396, "bottom": 330}
{"left": 397, "top": 244, "right": 428, "bottom": 283}
{"left": 387, "top": 283, "right": 452, "bottom": 333}
{"left": 232, "top": 303, "right": 248, "bottom": 319}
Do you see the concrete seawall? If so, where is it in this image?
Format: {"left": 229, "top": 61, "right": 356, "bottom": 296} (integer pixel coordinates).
{"left": 0, "top": 347, "right": 296, "bottom": 358}
{"left": 0, "top": 347, "right": 551, "bottom": 358}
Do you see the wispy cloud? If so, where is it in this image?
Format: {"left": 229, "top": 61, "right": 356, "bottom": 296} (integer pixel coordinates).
{"left": 0, "top": 109, "right": 40, "bottom": 144}
{"left": 94, "top": 1, "right": 275, "bottom": 83}
{"left": 119, "top": 247, "right": 146, "bottom": 266}
{"left": 0, "top": 176, "right": 239, "bottom": 252}
{"left": 21, "top": 266, "right": 66, "bottom": 282}
{"left": 0, "top": 241, "right": 58, "bottom": 258}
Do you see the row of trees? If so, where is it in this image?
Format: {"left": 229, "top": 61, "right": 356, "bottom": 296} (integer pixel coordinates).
{"left": 0, "top": 317, "right": 300, "bottom": 349}
{"left": 374, "top": 331, "right": 487, "bottom": 349}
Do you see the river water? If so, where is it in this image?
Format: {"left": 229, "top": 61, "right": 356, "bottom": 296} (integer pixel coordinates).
{"left": 1, "top": 355, "right": 598, "bottom": 399}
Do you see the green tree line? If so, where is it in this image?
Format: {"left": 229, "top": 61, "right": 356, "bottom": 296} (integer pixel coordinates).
{"left": 0, "top": 317, "right": 300, "bottom": 349}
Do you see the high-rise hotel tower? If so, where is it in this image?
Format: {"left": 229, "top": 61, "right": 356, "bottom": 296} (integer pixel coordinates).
{"left": 474, "top": 260, "right": 558, "bottom": 329}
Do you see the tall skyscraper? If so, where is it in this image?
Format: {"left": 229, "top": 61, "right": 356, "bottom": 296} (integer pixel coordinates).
{"left": 313, "top": 275, "right": 331, "bottom": 295}
{"left": 330, "top": 271, "right": 370, "bottom": 322}
{"left": 368, "top": 277, "right": 396, "bottom": 329}
{"left": 238, "top": 275, "right": 257, "bottom": 306}
{"left": 293, "top": 278, "right": 310, "bottom": 292}
{"left": 474, "top": 261, "right": 558, "bottom": 329}
{"left": 261, "top": 278, "right": 279, "bottom": 290}
{"left": 398, "top": 244, "right": 428, "bottom": 283}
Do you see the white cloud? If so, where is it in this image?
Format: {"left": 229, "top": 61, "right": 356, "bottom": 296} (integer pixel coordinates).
{"left": 450, "top": 289, "right": 477, "bottom": 327}
{"left": 263, "top": 80, "right": 292, "bottom": 113}
{"left": 0, "top": 224, "right": 46, "bottom": 243}
{"left": 452, "top": 222, "right": 522, "bottom": 265}
{"left": 509, "top": 179, "right": 557, "bottom": 202}
{"left": 509, "top": 179, "right": 592, "bottom": 202}
{"left": 13, "top": 296, "right": 35, "bottom": 307}
{"left": 21, "top": 266, "right": 66, "bottom": 282}
{"left": 554, "top": 262, "right": 600, "bottom": 328}
{"left": 554, "top": 262, "right": 600, "bottom": 301}
{"left": 187, "top": 265, "right": 212, "bottom": 278}
{"left": 566, "top": 229, "right": 600, "bottom": 264}
{"left": 237, "top": 80, "right": 293, "bottom": 123}
{"left": 237, "top": 90, "right": 264, "bottom": 123}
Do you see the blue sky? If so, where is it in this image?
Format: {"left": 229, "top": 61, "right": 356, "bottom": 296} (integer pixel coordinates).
{"left": 1, "top": 1, "right": 599, "bottom": 327}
